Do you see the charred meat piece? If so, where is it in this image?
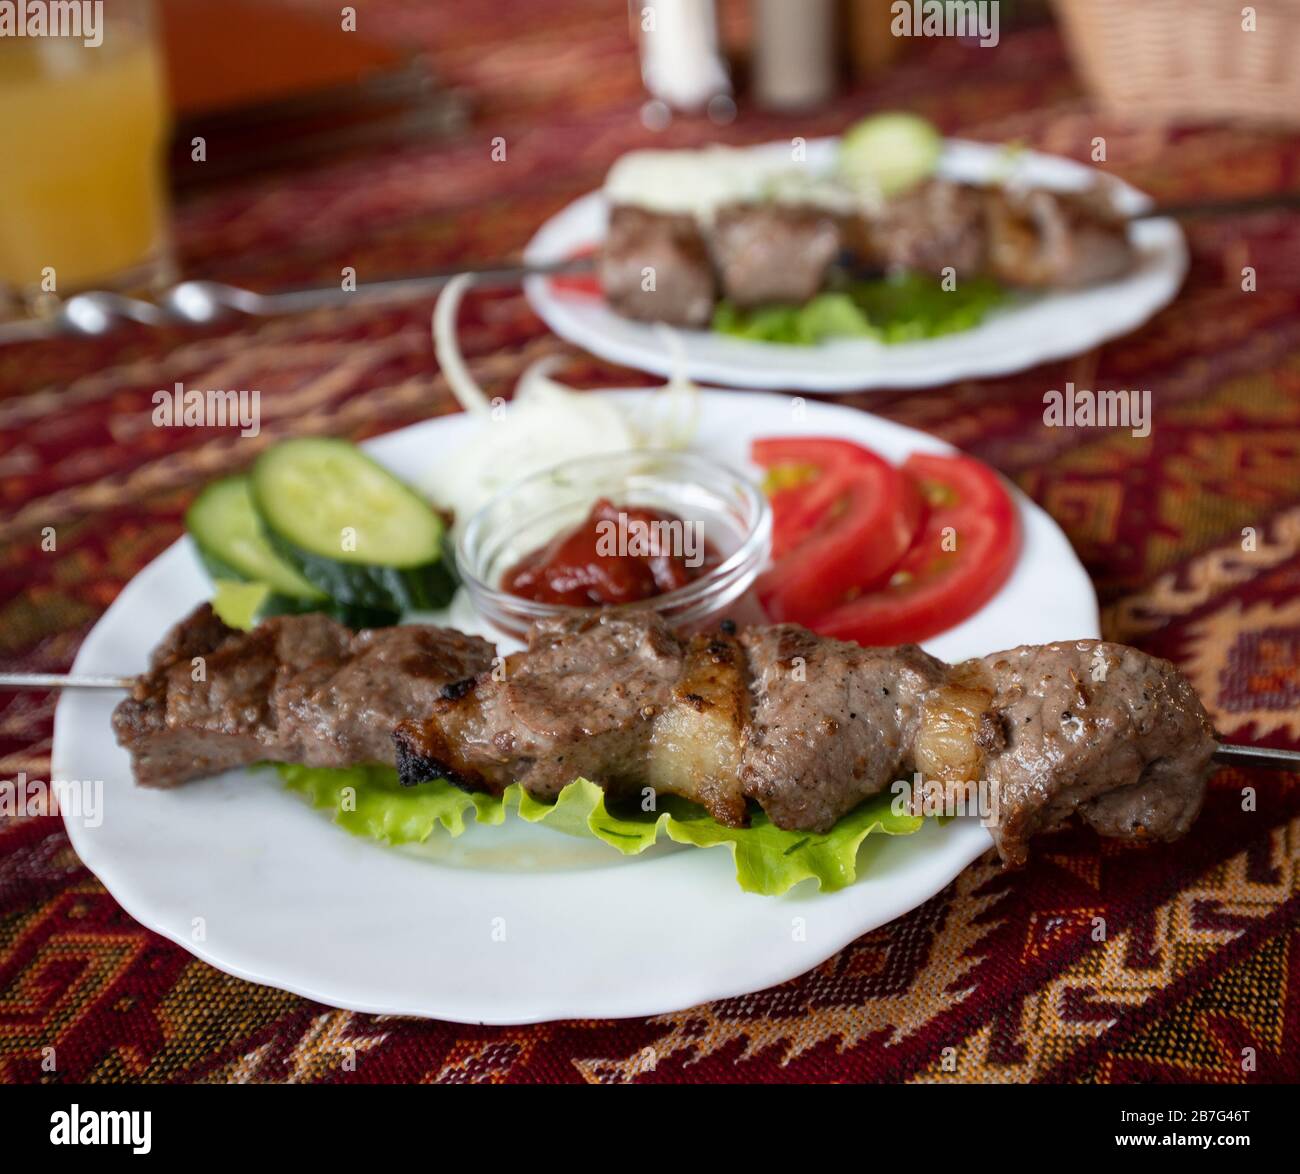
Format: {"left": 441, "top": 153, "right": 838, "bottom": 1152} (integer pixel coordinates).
{"left": 911, "top": 642, "right": 1214, "bottom": 864}
{"left": 395, "top": 612, "right": 681, "bottom": 803}
{"left": 599, "top": 205, "right": 717, "bottom": 327}
{"left": 710, "top": 202, "right": 842, "bottom": 307}
{"left": 739, "top": 624, "right": 946, "bottom": 832}
{"left": 393, "top": 613, "right": 751, "bottom": 825}
{"left": 646, "top": 629, "right": 750, "bottom": 826}
{"left": 112, "top": 604, "right": 494, "bottom": 786}
{"left": 984, "top": 187, "right": 1133, "bottom": 289}
{"left": 274, "top": 623, "right": 500, "bottom": 767}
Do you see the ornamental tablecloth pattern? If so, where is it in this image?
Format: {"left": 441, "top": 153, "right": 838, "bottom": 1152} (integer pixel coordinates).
{"left": 2, "top": 3, "right": 1299, "bottom": 1083}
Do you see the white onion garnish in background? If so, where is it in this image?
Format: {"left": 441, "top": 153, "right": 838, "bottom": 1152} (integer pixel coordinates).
{"left": 603, "top": 147, "right": 783, "bottom": 223}
{"left": 761, "top": 167, "right": 883, "bottom": 216}
{"left": 603, "top": 144, "right": 885, "bottom": 223}
{"left": 424, "top": 275, "right": 699, "bottom": 529}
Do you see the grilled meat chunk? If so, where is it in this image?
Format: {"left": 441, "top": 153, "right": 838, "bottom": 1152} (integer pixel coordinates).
{"left": 739, "top": 624, "right": 946, "bottom": 832}
{"left": 273, "top": 622, "right": 498, "bottom": 767}
{"left": 710, "top": 202, "right": 842, "bottom": 307}
{"left": 113, "top": 604, "right": 494, "bottom": 786}
{"left": 869, "top": 179, "right": 988, "bottom": 277}
{"left": 984, "top": 187, "right": 1133, "bottom": 289}
{"left": 395, "top": 612, "right": 680, "bottom": 801}
{"left": 112, "top": 605, "right": 346, "bottom": 787}
{"left": 393, "top": 613, "right": 750, "bottom": 825}
{"left": 973, "top": 641, "right": 1215, "bottom": 865}
{"left": 599, "top": 204, "right": 717, "bottom": 327}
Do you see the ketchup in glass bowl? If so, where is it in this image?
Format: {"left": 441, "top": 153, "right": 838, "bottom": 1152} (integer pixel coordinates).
{"left": 501, "top": 497, "right": 721, "bottom": 607}
{"left": 458, "top": 451, "right": 770, "bottom": 639}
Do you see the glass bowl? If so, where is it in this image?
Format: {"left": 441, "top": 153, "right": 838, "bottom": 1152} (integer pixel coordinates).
{"left": 458, "top": 450, "right": 771, "bottom": 639}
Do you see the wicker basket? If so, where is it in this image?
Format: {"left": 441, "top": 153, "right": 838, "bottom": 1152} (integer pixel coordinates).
{"left": 1052, "top": 0, "right": 1300, "bottom": 126}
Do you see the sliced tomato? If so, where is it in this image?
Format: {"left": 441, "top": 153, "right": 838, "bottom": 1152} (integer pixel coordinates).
{"left": 812, "top": 452, "right": 1021, "bottom": 646}
{"left": 754, "top": 437, "right": 877, "bottom": 558}
{"left": 752, "top": 437, "right": 925, "bottom": 624}
{"left": 548, "top": 245, "right": 602, "bottom": 299}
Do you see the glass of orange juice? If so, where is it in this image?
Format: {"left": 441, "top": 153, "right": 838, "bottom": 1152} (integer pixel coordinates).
{"left": 0, "top": 0, "right": 173, "bottom": 313}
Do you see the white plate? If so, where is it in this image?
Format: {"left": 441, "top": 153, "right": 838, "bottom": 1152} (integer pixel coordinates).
{"left": 523, "top": 139, "right": 1188, "bottom": 392}
{"left": 55, "top": 391, "right": 1099, "bottom": 1024}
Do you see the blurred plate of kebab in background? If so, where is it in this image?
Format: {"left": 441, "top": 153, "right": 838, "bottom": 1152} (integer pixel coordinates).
{"left": 523, "top": 116, "right": 1187, "bottom": 392}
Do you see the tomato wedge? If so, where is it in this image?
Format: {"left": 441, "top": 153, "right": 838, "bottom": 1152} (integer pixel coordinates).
{"left": 753, "top": 437, "right": 925, "bottom": 624}
{"left": 548, "top": 245, "right": 602, "bottom": 299}
{"left": 812, "top": 452, "right": 1021, "bottom": 647}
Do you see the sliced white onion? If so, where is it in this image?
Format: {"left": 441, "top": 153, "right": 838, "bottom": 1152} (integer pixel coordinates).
{"left": 432, "top": 273, "right": 491, "bottom": 416}
{"left": 424, "top": 277, "right": 701, "bottom": 530}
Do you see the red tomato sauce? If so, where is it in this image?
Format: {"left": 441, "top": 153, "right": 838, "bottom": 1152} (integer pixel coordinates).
{"left": 502, "top": 498, "right": 717, "bottom": 607}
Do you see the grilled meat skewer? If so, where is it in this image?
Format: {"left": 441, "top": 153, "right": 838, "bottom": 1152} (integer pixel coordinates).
{"left": 600, "top": 181, "right": 1136, "bottom": 327}
{"left": 112, "top": 605, "right": 1216, "bottom": 866}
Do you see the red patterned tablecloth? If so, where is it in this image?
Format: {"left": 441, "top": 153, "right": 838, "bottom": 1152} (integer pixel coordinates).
{"left": 3, "top": 3, "right": 1300, "bottom": 1084}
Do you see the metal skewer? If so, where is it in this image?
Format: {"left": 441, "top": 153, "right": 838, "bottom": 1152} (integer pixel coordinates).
{"left": 3, "top": 672, "right": 1299, "bottom": 772}
{"left": 1207, "top": 742, "right": 1300, "bottom": 772}
{"left": 1129, "top": 190, "right": 1300, "bottom": 222}
{"left": 0, "top": 673, "right": 133, "bottom": 690}
{"left": 5, "top": 189, "right": 1300, "bottom": 345}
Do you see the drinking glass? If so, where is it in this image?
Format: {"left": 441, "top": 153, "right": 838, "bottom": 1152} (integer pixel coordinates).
{"left": 0, "top": 0, "right": 174, "bottom": 315}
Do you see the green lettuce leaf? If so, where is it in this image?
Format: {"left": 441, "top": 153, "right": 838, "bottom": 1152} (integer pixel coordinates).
{"left": 274, "top": 763, "right": 922, "bottom": 897}
{"left": 713, "top": 273, "right": 1008, "bottom": 346}
{"left": 660, "top": 795, "right": 920, "bottom": 895}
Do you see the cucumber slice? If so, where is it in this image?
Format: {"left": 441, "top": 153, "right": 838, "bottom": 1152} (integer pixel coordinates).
{"left": 187, "top": 476, "right": 324, "bottom": 604}
{"left": 838, "top": 112, "right": 942, "bottom": 198}
{"left": 251, "top": 438, "right": 458, "bottom": 613}
{"left": 189, "top": 476, "right": 404, "bottom": 627}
